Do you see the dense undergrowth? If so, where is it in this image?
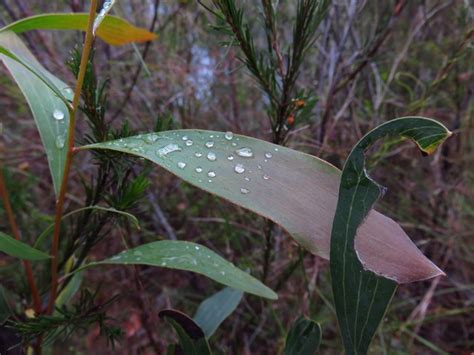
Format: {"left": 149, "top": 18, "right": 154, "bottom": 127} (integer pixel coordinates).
{"left": 0, "top": 0, "right": 473, "bottom": 353}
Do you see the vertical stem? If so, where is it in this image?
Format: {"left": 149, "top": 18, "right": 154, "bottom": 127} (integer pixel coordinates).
{"left": 0, "top": 167, "right": 41, "bottom": 313}
{"left": 46, "top": 0, "right": 98, "bottom": 314}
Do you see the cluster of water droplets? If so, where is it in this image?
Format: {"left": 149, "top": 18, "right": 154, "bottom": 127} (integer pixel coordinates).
{"left": 51, "top": 108, "right": 67, "bottom": 150}
{"left": 105, "top": 130, "right": 280, "bottom": 196}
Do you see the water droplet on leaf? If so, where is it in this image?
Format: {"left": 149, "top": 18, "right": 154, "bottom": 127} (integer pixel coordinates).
{"left": 53, "top": 109, "right": 65, "bottom": 121}
{"left": 207, "top": 152, "right": 217, "bottom": 161}
{"left": 177, "top": 161, "right": 186, "bottom": 169}
{"left": 236, "top": 147, "right": 253, "bottom": 158}
{"left": 157, "top": 143, "right": 181, "bottom": 157}
{"left": 225, "top": 131, "right": 233, "bottom": 140}
{"left": 240, "top": 187, "right": 250, "bottom": 194}
{"left": 234, "top": 163, "right": 245, "bottom": 174}
{"left": 208, "top": 171, "right": 216, "bottom": 178}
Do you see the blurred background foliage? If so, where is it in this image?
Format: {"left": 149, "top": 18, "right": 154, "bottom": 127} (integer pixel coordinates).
{"left": 0, "top": 0, "right": 473, "bottom": 353}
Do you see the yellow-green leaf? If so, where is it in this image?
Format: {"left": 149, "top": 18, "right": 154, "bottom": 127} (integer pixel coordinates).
{"left": 1, "top": 13, "right": 157, "bottom": 46}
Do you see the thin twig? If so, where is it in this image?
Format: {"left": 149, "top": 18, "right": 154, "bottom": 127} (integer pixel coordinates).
{"left": 47, "top": 0, "right": 98, "bottom": 315}
{"left": 0, "top": 167, "right": 41, "bottom": 313}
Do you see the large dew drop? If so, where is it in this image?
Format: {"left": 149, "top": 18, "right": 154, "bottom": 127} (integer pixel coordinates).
{"left": 207, "top": 152, "right": 217, "bottom": 161}
{"left": 265, "top": 152, "right": 273, "bottom": 159}
{"left": 53, "top": 109, "right": 65, "bottom": 121}
{"left": 185, "top": 140, "right": 193, "bottom": 146}
{"left": 225, "top": 131, "right": 233, "bottom": 140}
{"left": 205, "top": 141, "right": 215, "bottom": 148}
{"left": 195, "top": 167, "right": 203, "bottom": 173}
{"left": 156, "top": 143, "right": 181, "bottom": 157}
{"left": 177, "top": 162, "right": 186, "bottom": 169}
{"left": 236, "top": 147, "right": 253, "bottom": 158}
{"left": 234, "top": 163, "right": 245, "bottom": 174}
{"left": 227, "top": 155, "right": 234, "bottom": 161}
{"left": 208, "top": 171, "right": 216, "bottom": 178}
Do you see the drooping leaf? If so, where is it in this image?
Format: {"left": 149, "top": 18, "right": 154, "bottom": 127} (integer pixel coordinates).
{"left": 0, "top": 232, "right": 50, "bottom": 261}
{"left": 159, "top": 309, "right": 211, "bottom": 355}
{"left": 0, "top": 31, "right": 71, "bottom": 196}
{"left": 1, "top": 13, "right": 157, "bottom": 46}
{"left": 81, "top": 126, "right": 445, "bottom": 283}
{"left": 193, "top": 287, "right": 243, "bottom": 338}
{"left": 330, "top": 117, "right": 451, "bottom": 355}
{"left": 78, "top": 240, "right": 276, "bottom": 300}
{"left": 284, "top": 317, "right": 322, "bottom": 355}
{"left": 34, "top": 205, "right": 140, "bottom": 249}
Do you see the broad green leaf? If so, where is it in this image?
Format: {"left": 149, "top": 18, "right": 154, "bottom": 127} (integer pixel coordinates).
{"left": 284, "top": 317, "right": 322, "bottom": 355}
{"left": 0, "top": 285, "right": 11, "bottom": 324}
{"left": 81, "top": 125, "right": 445, "bottom": 283}
{"left": 159, "top": 309, "right": 211, "bottom": 355}
{"left": 1, "top": 13, "right": 157, "bottom": 46}
{"left": 330, "top": 117, "right": 451, "bottom": 355}
{"left": 79, "top": 240, "right": 276, "bottom": 300}
{"left": 193, "top": 287, "right": 243, "bottom": 338}
{"left": 0, "top": 31, "right": 71, "bottom": 196}
{"left": 0, "top": 231, "right": 50, "bottom": 260}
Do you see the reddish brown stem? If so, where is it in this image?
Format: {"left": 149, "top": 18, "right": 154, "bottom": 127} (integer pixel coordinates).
{"left": 46, "top": 0, "right": 98, "bottom": 314}
{"left": 0, "top": 166, "right": 42, "bottom": 313}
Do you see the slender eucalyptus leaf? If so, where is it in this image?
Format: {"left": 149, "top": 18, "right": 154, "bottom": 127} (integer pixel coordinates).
{"left": 193, "top": 287, "right": 243, "bottom": 338}
{"left": 330, "top": 117, "right": 451, "bottom": 355}
{"left": 34, "top": 205, "right": 140, "bottom": 249}
{"left": 0, "top": 232, "right": 50, "bottom": 261}
{"left": 284, "top": 317, "right": 322, "bottom": 355}
{"left": 159, "top": 309, "right": 211, "bottom": 355}
{"left": 0, "top": 31, "right": 71, "bottom": 196}
{"left": 79, "top": 240, "right": 276, "bottom": 300}
{"left": 1, "top": 13, "right": 157, "bottom": 46}
{"left": 55, "top": 271, "right": 83, "bottom": 310}
{"left": 81, "top": 125, "right": 445, "bottom": 283}
{"left": 0, "top": 285, "right": 11, "bottom": 325}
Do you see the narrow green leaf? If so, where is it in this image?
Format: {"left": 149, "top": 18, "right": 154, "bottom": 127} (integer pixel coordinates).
{"left": 34, "top": 205, "right": 140, "bottom": 249}
{"left": 81, "top": 126, "right": 445, "bottom": 283}
{"left": 0, "top": 285, "right": 11, "bottom": 325}
{"left": 0, "top": 231, "right": 50, "bottom": 260}
{"left": 1, "top": 13, "right": 157, "bottom": 46}
{"left": 193, "top": 287, "right": 243, "bottom": 338}
{"left": 55, "top": 271, "right": 83, "bottom": 310}
{"left": 159, "top": 309, "right": 211, "bottom": 355}
{"left": 330, "top": 117, "right": 451, "bottom": 355}
{"left": 0, "top": 31, "right": 71, "bottom": 196}
{"left": 81, "top": 240, "right": 276, "bottom": 300}
{"left": 284, "top": 317, "right": 322, "bottom": 355}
